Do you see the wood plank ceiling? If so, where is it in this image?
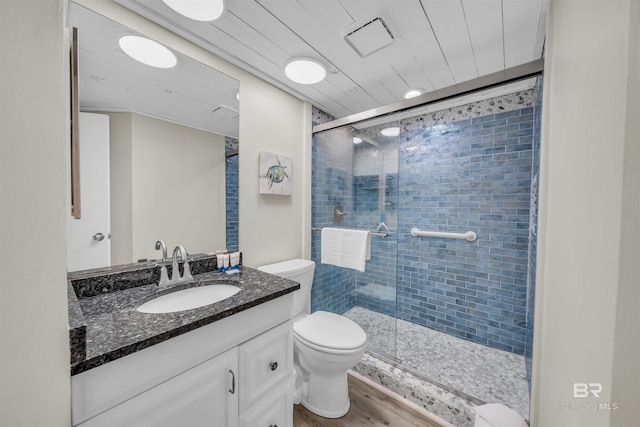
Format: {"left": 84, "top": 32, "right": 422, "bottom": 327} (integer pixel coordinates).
{"left": 115, "top": 0, "right": 548, "bottom": 119}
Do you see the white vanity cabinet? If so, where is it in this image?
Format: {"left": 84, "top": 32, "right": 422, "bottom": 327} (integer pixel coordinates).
{"left": 77, "top": 348, "right": 239, "bottom": 427}
{"left": 72, "top": 294, "right": 293, "bottom": 427}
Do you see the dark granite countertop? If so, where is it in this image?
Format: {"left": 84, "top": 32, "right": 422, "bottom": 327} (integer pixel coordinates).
{"left": 68, "top": 266, "right": 299, "bottom": 375}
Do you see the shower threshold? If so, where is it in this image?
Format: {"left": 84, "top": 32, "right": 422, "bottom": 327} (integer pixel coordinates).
{"left": 365, "top": 347, "right": 485, "bottom": 407}
{"left": 344, "top": 306, "right": 529, "bottom": 423}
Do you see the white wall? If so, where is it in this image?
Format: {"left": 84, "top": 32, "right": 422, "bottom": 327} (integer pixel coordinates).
{"left": 75, "top": 0, "right": 312, "bottom": 268}
{"left": 610, "top": 1, "right": 640, "bottom": 425}
{"left": 238, "top": 79, "right": 312, "bottom": 266}
{"left": 109, "top": 112, "right": 134, "bottom": 265}
{"left": 132, "top": 113, "right": 226, "bottom": 260}
{"left": 531, "top": 0, "right": 639, "bottom": 425}
{"left": 0, "top": 1, "right": 70, "bottom": 426}
{"left": 110, "top": 112, "right": 226, "bottom": 263}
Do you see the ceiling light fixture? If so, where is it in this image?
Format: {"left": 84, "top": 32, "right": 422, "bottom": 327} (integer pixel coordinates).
{"left": 381, "top": 127, "right": 400, "bottom": 137}
{"left": 284, "top": 58, "right": 327, "bottom": 85}
{"left": 119, "top": 35, "right": 177, "bottom": 68}
{"left": 353, "top": 137, "right": 363, "bottom": 144}
{"left": 404, "top": 88, "right": 423, "bottom": 99}
{"left": 162, "top": 0, "right": 224, "bottom": 21}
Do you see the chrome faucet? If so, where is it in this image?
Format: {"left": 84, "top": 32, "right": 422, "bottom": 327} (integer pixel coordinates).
{"left": 171, "top": 245, "right": 193, "bottom": 284}
{"left": 155, "top": 240, "right": 170, "bottom": 287}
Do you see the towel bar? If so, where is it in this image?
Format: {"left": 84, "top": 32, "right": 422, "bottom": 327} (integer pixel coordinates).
{"left": 312, "top": 227, "right": 390, "bottom": 238}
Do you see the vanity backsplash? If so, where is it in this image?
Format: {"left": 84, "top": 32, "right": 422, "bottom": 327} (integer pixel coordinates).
{"left": 69, "top": 255, "right": 221, "bottom": 298}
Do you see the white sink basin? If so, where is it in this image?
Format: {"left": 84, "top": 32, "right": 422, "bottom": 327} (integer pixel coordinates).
{"left": 137, "top": 284, "right": 240, "bottom": 314}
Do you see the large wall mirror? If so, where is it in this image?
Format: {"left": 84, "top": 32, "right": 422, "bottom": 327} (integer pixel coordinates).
{"left": 66, "top": 1, "right": 239, "bottom": 272}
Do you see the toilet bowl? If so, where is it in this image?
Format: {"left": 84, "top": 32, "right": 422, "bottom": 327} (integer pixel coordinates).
{"left": 257, "top": 259, "right": 367, "bottom": 418}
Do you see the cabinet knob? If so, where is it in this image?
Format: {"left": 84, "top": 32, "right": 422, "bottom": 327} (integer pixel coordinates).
{"left": 269, "top": 425, "right": 278, "bottom": 427}
{"left": 269, "top": 361, "right": 278, "bottom": 371}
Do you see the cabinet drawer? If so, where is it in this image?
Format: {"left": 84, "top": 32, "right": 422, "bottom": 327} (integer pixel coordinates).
{"left": 239, "top": 321, "right": 293, "bottom": 412}
{"left": 239, "top": 382, "right": 292, "bottom": 427}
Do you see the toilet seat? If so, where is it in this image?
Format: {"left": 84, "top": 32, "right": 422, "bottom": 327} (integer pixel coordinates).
{"left": 294, "top": 311, "right": 367, "bottom": 354}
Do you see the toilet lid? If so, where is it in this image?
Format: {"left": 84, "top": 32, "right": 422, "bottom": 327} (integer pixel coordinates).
{"left": 294, "top": 311, "right": 367, "bottom": 351}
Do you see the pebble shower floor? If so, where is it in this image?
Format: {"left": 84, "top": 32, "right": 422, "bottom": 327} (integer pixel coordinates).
{"left": 345, "top": 306, "right": 529, "bottom": 425}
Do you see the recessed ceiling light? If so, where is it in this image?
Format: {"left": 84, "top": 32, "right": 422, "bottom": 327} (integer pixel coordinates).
{"left": 353, "top": 137, "right": 363, "bottom": 144}
{"left": 381, "top": 127, "right": 400, "bottom": 137}
{"left": 285, "top": 58, "right": 326, "bottom": 85}
{"left": 162, "top": 0, "right": 224, "bottom": 21}
{"left": 404, "top": 88, "right": 423, "bottom": 99}
{"left": 119, "top": 36, "right": 177, "bottom": 68}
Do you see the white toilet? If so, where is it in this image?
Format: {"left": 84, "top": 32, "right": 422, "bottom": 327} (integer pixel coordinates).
{"left": 257, "top": 259, "right": 367, "bottom": 418}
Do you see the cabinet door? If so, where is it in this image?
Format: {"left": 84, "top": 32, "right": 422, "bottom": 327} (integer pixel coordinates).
{"left": 239, "top": 382, "right": 293, "bottom": 427}
{"left": 239, "top": 321, "right": 293, "bottom": 412}
{"left": 79, "top": 348, "right": 239, "bottom": 427}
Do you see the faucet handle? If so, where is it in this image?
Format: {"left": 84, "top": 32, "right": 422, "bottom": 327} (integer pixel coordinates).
{"left": 158, "top": 264, "right": 170, "bottom": 288}
{"left": 183, "top": 260, "right": 193, "bottom": 282}
{"left": 171, "top": 256, "right": 182, "bottom": 283}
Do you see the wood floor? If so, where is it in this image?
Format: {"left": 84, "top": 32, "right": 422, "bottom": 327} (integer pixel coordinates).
{"left": 293, "top": 372, "right": 454, "bottom": 427}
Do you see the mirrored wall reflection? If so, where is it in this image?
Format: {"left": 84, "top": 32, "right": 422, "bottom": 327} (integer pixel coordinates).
{"left": 225, "top": 137, "right": 239, "bottom": 253}
{"left": 66, "top": 2, "right": 239, "bottom": 272}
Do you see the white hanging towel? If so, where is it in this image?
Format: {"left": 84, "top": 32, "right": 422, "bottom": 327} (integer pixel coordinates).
{"left": 320, "top": 227, "right": 371, "bottom": 272}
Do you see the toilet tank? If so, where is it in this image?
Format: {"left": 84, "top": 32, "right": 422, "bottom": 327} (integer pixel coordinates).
{"left": 257, "top": 259, "right": 315, "bottom": 316}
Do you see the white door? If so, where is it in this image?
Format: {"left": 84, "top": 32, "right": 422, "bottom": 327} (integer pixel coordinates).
{"left": 67, "top": 112, "right": 110, "bottom": 272}
{"left": 77, "top": 348, "right": 240, "bottom": 427}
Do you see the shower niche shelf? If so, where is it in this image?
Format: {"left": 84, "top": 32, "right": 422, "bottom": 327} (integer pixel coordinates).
{"left": 363, "top": 185, "right": 391, "bottom": 191}
{"left": 355, "top": 174, "right": 397, "bottom": 213}
{"left": 361, "top": 174, "right": 395, "bottom": 192}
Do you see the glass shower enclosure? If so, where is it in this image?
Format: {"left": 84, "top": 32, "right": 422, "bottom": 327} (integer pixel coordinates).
{"left": 311, "top": 112, "right": 401, "bottom": 361}
{"left": 311, "top": 71, "right": 542, "bottom": 423}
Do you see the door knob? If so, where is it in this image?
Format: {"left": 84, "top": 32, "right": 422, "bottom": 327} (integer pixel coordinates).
{"left": 92, "top": 232, "right": 105, "bottom": 241}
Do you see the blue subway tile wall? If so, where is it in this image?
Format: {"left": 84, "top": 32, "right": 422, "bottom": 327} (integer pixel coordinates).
{"left": 395, "top": 107, "right": 535, "bottom": 354}
{"left": 225, "top": 137, "right": 238, "bottom": 252}
{"left": 311, "top": 112, "right": 356, "bottom": 314}
{"left": 353, "top": 174, "right": 398, "bottom": 316}
{"left": 525, "top": 77, "right": 542, "bottom": 387}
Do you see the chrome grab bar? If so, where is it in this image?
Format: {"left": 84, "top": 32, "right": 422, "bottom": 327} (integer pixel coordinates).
{"left": 410, "top": 227, "right": 477, "bottom": 242}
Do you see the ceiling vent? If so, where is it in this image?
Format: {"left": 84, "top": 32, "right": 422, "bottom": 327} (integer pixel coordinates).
{"left": 344, "top": 17, "right": 394, "bottom": 57}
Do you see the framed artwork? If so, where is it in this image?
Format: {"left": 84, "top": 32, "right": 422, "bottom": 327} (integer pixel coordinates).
{"left": 259, "top": 151, "right": 293, "bottom": 195}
